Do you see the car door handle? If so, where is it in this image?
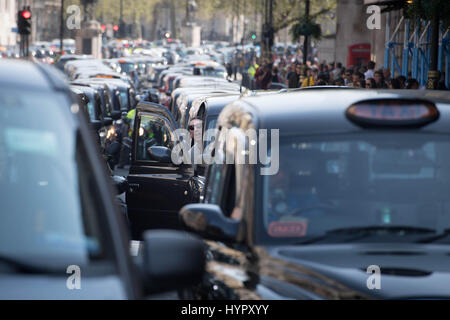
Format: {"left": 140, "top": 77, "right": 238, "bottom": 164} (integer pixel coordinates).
{"left": 129, "top": 183, "right": 140, "bottom": 192}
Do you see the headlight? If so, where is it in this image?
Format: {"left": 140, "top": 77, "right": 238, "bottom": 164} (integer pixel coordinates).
{"left": 106, "top": 127, "right": 116, "bottom": 139}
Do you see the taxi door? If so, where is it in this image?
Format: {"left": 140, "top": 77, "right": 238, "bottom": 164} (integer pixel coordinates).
{"left": 126, "top": 102, "right": 194, "bottom": 239}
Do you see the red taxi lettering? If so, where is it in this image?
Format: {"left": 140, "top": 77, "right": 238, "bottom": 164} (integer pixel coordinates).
{"left": 268, "top": 221, "right": 308, "bottom": 238}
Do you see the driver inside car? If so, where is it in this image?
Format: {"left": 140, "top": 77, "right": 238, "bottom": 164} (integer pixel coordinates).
{"left": 268, "top": 159, "right": 323, "bottom": 223}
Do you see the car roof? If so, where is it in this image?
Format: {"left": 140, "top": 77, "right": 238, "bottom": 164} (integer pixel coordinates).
{"left": 0, "top": 59, "right": 53, "bottom": 90}
{"left": 87, "top": 77, "right": 129, "bottom": 88}
{"left": 70, "top": 86, "right": 85, "bottom": 95}
{"left": 204, "top": 94, "right": 242, "bottom": 115}
{"left": 192, "top": 94, "right": 242, "bottom": 118}
{"left": 226, "top": 89, "right": 450, "bottom": 136}
{"left": 71, "top": 79, "right": 108, "bottom": 89}
{"left": 70, "top": 84, "right": 97, "bottom": 96}
{"left": 107, "top": 58, "right": 136, "bottom": 63}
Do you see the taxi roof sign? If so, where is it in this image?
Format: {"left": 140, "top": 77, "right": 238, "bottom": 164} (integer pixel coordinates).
{"left": 346, "top": 99, "right": 439, "bottom": 128}
{"left": 91, "top": 74, "right": 120, "bottom": 79}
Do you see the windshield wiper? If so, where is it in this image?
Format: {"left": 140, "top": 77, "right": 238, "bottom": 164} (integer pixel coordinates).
{"left": 292, "top": 226, "right": 436, "bottom": 245}
{"left": 328, "top": 226, "right": 436, "bottom": 243}
{"left": 327, "top": 226, "right": 436, "bottom": 235}
{"left": 416, "top": 229, "right": 450, "bottom": 244}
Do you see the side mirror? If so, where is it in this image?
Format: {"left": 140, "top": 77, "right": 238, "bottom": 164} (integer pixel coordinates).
{"left": 141, "top": 230, "right": 206, "bottom": 294}
{"left": 112, "top": 175, "right": 128, "bottom": 194}
{"left": 91, "top": 119, "right": 103, "bottom": 131}
{"left": 111, "top": 110, "right": 122, "bottom": 120}
{"left": 179, "top": 204, "right": 239, "bottom": 242}
{"left": 148, "top": 146, "right": 172, "bottom": 163}
{"left": 103, "top": 117, "right": 113, "bottom": 126}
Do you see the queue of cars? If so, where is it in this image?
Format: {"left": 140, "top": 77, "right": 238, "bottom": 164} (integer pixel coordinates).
{"left": 3, "top": 46, "right": 450, "bottom": 300}
{"left": 121, "top": 57, "right": 450, "bottom": 299}
{"left": 177, "top": 89, "right": 450, "bottom": 299}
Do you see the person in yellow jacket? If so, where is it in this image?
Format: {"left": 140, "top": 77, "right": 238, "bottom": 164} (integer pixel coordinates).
{"left": 247, "top": 59, "right": 259, "bottom": 79}
{"left": 301, "top": 67, "right": 316, "bottom": 88}
{"left": 126, "top": 108, "right": 136, "bottom": 137}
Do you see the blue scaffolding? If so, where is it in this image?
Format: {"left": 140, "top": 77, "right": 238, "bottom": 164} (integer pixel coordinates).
{"left": 384, "top": 12, "right": 450, "bottom": 88}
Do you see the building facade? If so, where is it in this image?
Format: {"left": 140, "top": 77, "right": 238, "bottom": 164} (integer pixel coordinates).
{"left": 335, "top": 0, "right": 389, "bottom": 67}
{"left": 0, "top": 0, "right": 18, "bottom": 47}
{"left": 17, "top": 0, "right": 61, "bottom": 43}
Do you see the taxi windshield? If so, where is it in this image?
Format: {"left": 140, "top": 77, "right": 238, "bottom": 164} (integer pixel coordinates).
{"left": 118, "top": 62, "right": 136, "bottom": 74}
{"left": 0, "top": 87, "right": 111, "bottom": 270}
{"left": 262, "top": 133, "right": 450, "bottom": 244}
{"left": 201, "top": 68, "right": 225, "bottom": 78}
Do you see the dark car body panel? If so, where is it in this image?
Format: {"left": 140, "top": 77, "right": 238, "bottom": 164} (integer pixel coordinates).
{"left": 184, "top": 89, "right": 450, "bottom": 300}
{"left": 126, "top": 103, "right": 196, "bottom": 239}
{"left": 0, "top": 59, "right": 142, "bottom": 299}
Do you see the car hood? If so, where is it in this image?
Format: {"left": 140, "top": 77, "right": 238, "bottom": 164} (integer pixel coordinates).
{"left": 256, "top": 243, "right": 450, "bottom": 299}
{"left": 0, "top": 274, "right": 127, "bottom": 299}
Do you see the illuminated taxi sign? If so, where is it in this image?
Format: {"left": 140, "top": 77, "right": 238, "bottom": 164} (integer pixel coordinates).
{"left": 346, "top": 99, "right": 439, "bottom": 128}
{"left": 93, "top": 75, "right": 117, "bottom": 79}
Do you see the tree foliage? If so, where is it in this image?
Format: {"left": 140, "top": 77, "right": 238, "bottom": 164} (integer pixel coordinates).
{"left": 92, "top": 0, "right": 160, "bottom": 24}
{"left": 406, "top": 0, "right": 450, "bottom": 27}
{"left": 75, "top": 0, "right": 336, "bottom": 39}
{"left": 196, "top": 0, "right": 335, "bottom": 33}
{"left": 290, "top": 19, "right": 321, "bottom": 40}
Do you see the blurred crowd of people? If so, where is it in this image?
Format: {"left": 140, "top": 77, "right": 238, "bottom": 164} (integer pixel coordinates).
{"left": 226, "top": 49, "right": 448, "bottom": 91}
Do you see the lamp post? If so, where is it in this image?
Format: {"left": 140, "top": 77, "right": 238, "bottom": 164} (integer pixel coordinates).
{"left": 303, "top": 0, "right": 310, "bottom": 65}
{"left": 60, "top": 0, "right": 64, "bottom": 55}
{"left": 427, "top": 11, "right": 440, "bottom": 89}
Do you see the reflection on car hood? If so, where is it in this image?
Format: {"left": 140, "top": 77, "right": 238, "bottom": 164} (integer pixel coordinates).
{"left": 0, "top": 275, "right": 127, "bottom": 299}
{"left": 257, "top": 243, "right": 450, "bottom": 299}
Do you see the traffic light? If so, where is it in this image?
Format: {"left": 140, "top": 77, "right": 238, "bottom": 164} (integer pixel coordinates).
{"left": 18, "top": 9, "right": 32, "bottom": 35}
{"left": 250, "top": 32, "right": 257, "bottom": 40}
{"left": 113, "top": 25, "right": 119, "bottom": 38}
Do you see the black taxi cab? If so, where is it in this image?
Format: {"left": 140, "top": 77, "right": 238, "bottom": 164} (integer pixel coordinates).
{"left": 70, "top": 85, "right": 105, "bottom": 131}
{"left": 173, "top": 89, "right": 241, "bottom": 130}
{"left": 125, "top": 95, "right": 237, "bottom": 239}
{"left": 179, "top": 89, "right": 450, "bottom": 299}
{"left": 0, "top": 59, "right": 205, "bottom": 299}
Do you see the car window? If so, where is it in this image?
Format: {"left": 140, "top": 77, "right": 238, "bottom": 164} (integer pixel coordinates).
{"left": 95, "top": 96, "right": 103, "bottom": 120}
{"left": 0, "top": 87, "right": 114, "bottom": 271}
{"left": 262, "top": 133, "right": 450, "bottom": 243}
{"left": 119, "top": 90, "right": 129, "bottom": 111}
{"left": 205, "top": 163, "right": 228, "bottom": 205}
{"left": 203, "top": 115, "right": 218, "bottom": 149}
{"left": 136, "top": 114, "right": 174, "bottom": 162}
{"left": 202, "top": 68, "right": 225, "bottom": 78}
{"left": 86, "top": 99, "right": 96, "bottom": 121}
{"left": 118, "top": 62, "right": 136, "bottom": 74}
{"left": 103, "top": 88, "right": 113, "bottom": 116}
